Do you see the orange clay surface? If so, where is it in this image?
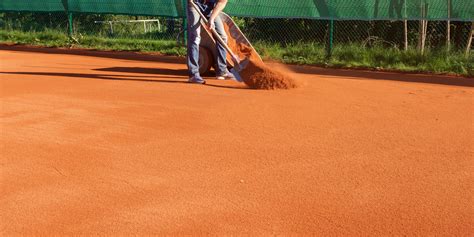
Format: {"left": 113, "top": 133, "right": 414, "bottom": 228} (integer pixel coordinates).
{"left": 1, "top": 45, "right": 473, "bottom": 235}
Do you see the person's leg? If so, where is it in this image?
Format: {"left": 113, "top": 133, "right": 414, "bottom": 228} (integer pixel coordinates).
{"left": 187, "top": 5, "right": 204, "bottom": 82}
{"left": 213, "top": 15, "right": 230, "bottom": 77}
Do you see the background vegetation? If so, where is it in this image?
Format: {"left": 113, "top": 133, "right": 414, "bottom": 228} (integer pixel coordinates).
{"left": 1, "top": 12, "right": 472, "bottom": 76}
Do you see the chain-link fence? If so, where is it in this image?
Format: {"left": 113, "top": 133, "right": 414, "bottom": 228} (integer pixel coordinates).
{"left": 0, "top": 12, "right": 184, "bottom": 41}
{"left": 237, "top": 18, "right": 473, "bottom": 53}
{"left": 1, "top": 11, "right": 473, "bottom": 75}
{"left": 0, "top": 12, "right": 188, "bottom": 55}
{"left": 2, "top": 12, "right": 472, "bottom": 52}
{"left": 1, "top": 12, "right": 67, "bottom": 31}
{"left": 74, "top": 14, "right": 183, "bottom": 40}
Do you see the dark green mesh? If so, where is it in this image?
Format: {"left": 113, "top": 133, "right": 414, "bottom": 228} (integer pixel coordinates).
{"left": 1, "top": 0, "right": 472, "bottom": 21}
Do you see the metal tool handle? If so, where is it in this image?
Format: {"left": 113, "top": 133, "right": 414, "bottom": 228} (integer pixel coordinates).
{"left": 188, "top": 0, "right": 240, "bottom": 65}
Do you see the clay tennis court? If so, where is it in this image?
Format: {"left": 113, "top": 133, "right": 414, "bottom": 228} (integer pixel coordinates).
{"left": 1, "top": 44, "right": 473, "bottom": 235}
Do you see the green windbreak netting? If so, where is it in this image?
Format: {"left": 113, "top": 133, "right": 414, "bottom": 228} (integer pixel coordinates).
{"left": 1, "top": 0, "right": 473, "bottom": 21}
{"left": 67, "top": 0, "right": 186, "bottom": 17}
{"left": 225, "top": 0, "right": 473, "bottom": 21}
{"left": 0, "top": 0, "right": 187, "bottom": 16}
{"left": 0, "top": 0, "right": 66, "bottom": 12}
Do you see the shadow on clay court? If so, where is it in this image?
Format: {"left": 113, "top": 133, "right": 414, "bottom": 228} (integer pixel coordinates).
{"left": 0, "top": 71, "right": 248, "bottom": 90}
{"left": 0, "top": 44, "right": 185, "bottom": 64}
{"left": 94, "top": 67, "right": 189, "bottom": 76}
{"left": 2, "top": 44, "right": 472, "bottom": 88}
{"left": 290, "top": 65, "right": 474, "bottom": 87}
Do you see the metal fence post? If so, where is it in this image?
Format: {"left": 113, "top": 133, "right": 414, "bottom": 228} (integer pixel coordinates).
{"left": 183, "top": 17, "right": 187, "bottom": 45}
{"left": 447, "top": 0, "right": 451, "bottom": 51}
{"left": 68, "top": 12, "right": 74, "bottom": 37}
{"left": 326, "top": 19, "right": 334, "bottom": 59}
{"left": 466, "top": 22, "right": 473, "bottom": 58}
{"left": 182, "top": 0, "right": 188, "bottom": 45}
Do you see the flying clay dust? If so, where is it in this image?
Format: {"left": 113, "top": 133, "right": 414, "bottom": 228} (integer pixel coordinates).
{"left": 239, "top": 59, "right": 298, "bottom": 90}
{"left": 227, "top": 39, "right": 297, "bottom": 90}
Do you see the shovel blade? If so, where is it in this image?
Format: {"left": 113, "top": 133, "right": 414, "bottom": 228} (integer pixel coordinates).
{"left": 229, "top": 68, "right": 242, "bottom": 82}
{"left": 230, "top": 58, "right": 250, "bottom": 82}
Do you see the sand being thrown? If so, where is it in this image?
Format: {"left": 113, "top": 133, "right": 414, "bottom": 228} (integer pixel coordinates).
{"left": 239, "top": 59, "right": 298, "bottom": 90}
{"left": 233, "top": 44, "right": 297, "bottom": 90}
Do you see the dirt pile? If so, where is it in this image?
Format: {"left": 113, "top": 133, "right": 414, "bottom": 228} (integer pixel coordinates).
{"left": 221, "top": 22, "right": 297, "bottom": 90}
{"left": 240, "top": 59, "right": 298, "bottom": 90}
{"left": 233, "top": 44, "right": 297, "bottom": 90}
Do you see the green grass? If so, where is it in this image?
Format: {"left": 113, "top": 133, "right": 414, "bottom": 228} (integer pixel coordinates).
{"left": 1, "top": 29, "right": 472, "bottom": 77}
{"left": 254, "top": 41, "right": 473, "bottom": 77}
{"left": 0, "top": 30, "right": 186, "bottom": 56}
{"left": 0, "top": 29, "right": 69, "bottom": 47}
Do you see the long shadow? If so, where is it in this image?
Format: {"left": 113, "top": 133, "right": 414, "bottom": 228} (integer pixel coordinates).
{"left": 94, "top": 67, "right": 189, "bottom": 76}
{"left": 93, "top": 67, "right": 248, "bottom": 89}
{"left": 0, "top": 71, "right": 188, "bottom": 84}
{"left": 7, "top": 44, "right": 469, "bottom": 88}
{"left": 8, "top": 44, "right": 467, "bottom": 88}
{"left": 94, "top": 66, "right": 215, "bottom": 77}
{"left": 0, "top": 71, "right": 247, "bottom": 89}
{"left": 289, "top": 65, "right": 474, "bottom": 87}
{"left": 0, "top": 44, "right": 185, "bottom": 64}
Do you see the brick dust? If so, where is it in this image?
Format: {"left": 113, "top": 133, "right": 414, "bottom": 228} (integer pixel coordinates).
{"left": 224, "top": 30, "right": 297, "bottom": 90}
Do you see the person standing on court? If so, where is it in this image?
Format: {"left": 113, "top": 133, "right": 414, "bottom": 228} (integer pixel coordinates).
{"left": 187, "top": 0, "right": 235, "bottom": 84}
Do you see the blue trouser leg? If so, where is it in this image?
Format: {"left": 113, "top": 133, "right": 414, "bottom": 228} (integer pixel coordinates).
{"left": 187, "top": 5, "right": 201, "bottom": 77}
{"left": 213, "top": 15, "right": 228, "bottom": 76}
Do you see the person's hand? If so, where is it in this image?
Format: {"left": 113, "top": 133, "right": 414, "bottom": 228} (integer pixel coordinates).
{"left": 208, "top": 17, "right": 216, "bottom": 30}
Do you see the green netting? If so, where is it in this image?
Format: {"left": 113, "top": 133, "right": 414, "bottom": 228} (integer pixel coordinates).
{"left": 0, "top": 0, "right": 66, "bottom": 12}
{"left": 67, "top": 0, "right": 186, "bottom": 17}
{"left": 225, "top": 0, "right": 473, "bottom": 21}
{"left": 1, "top": 0, "right": 473, "bottom": 21}
{"left": 0, "top": 0, "right": 187, "bottom": 17}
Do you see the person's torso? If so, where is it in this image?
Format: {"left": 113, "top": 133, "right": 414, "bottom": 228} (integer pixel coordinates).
{"left": 194, "top": 0, "right": 217, "bottom": 17}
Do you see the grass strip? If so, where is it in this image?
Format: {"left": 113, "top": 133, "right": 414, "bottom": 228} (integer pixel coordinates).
{"left": 1, "top": 29, "right": 472, "bottom": 77}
